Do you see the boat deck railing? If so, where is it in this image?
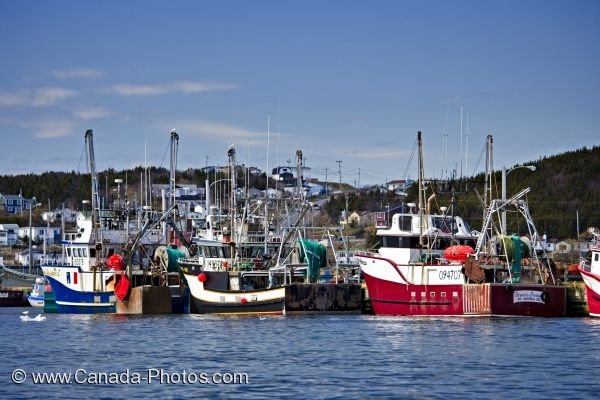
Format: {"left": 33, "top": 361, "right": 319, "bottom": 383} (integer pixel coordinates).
{"left": 40, "top": 255, "right": 69, "bottom": 266}
{"left": 354, "top": 250, "right": 378, "bottom": 257}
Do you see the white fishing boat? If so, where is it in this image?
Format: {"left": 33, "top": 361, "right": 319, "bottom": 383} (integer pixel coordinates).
{"left": 26, "top": 277, "right": 46, "bottom": 307}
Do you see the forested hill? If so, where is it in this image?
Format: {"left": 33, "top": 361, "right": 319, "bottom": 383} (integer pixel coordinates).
{"left": 324, "top": 146, "right": 599, "bottom": 240}
{"left": 420, "top": 145, "right": 600, "bottom": 239}
{"left": 505, "top": 145, "right": 600, "bottom": 239}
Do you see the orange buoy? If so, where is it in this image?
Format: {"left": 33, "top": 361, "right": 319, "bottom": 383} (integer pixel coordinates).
{"left": 444, "top": 245, "right": 475, "bottom": 263}
{"left": 567, "top": 264, "right": 581, "bottom": 275}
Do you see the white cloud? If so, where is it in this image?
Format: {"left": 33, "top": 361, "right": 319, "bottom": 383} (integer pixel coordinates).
{"left": 104, "top": 81, "right": 239, "bottom": 96}
{"left": 0, "top": 92, "right": 28, "bottom": 107}
{"left": 73, "top": 106, "right": 111, "bottom": 120}
{"left": 177, "top": 120, "right": 267, "bottom": 144}
{"left": 351, "top": 148, "right": 409, "bottom": 159}
{"left": 31, "top": 87, "right": 77, "bottom": 107}
{"left": 108, "top": 84, "right": 166, "bottom": 96}
{"left": 53, "top": 68, "right": 103, "bottom": 79}
{"left": 170, "top": 81, "right": 239, "bottom": 93}
{"left": 26, "top": 119, "right": 76, "bottom": 139}
{"left": 0, "top": 87, "right": 76, "bottom": 107}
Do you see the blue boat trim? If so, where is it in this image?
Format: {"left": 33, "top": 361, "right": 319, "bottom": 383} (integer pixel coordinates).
{"left": 46, "top": 276, "right": 116, "bottom": 314}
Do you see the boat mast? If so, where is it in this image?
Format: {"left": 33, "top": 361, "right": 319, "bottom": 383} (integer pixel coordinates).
{"left": 483, "top": 134, "right": 493, "bottom": 252}
{"left": 296, "top": 149, "right": 303, "bottom": 202}
{"left": 169, "top": 130, "right": 178, "bottom": 210}
{"left": 417, "top": 131, "right": 426, "bottom": 250}
{"left": 227, "top": 145, "right": 237, "bottom": 243}
{"left": 84, "top": 130, "right": 100, "bottom": 235}
{"left": 169, "top": 130, "right": 179, "bottom": 243}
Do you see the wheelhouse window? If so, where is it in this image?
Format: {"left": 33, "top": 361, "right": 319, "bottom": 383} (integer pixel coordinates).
{"left": 383, "top": 236, "right": 399, "bottom": 247}
{"left": 398, "top": 216, "right": 412, "bottom": 231}
{"left": 382, "top": 236, "right": 420, "bottom": 248}
{"left": 432, "top": 217, "right": 455, "bottom": 234}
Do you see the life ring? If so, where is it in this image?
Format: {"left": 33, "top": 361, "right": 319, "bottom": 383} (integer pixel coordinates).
{"left": 541, "top": 292, "right": 549, "bottom": 302}
{"left": 505, "top": 285, "right": 515, "bottom": 294}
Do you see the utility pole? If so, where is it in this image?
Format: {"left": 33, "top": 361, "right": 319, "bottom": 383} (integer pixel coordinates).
{"left": 336, "top": 160, "right": 346, "bottom": 227}
{"left": 325, "top": 168, "right": 328, "bottom": 196}
{"left": 336, "top": 160, "right": 342, "bottom": 190}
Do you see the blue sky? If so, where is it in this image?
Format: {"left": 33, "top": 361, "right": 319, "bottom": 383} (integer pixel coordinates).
{"left": 0, "top": 0, "right": 598, "bottom": 186}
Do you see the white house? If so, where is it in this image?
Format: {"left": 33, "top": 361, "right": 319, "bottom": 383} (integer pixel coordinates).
{"left": 18, "top": 226, "right": 61, "bottom": 245}
{"left": 387, "top": 179, "right": 414, "bottom": 192}
{"left": 0, "top": 224, "right": 20, "bottom": 246}
{"left": 271, "top": 166, "right": 312, "bottom": 183}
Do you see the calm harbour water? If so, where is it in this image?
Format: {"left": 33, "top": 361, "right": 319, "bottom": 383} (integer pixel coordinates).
{"left": 1, "top": 307, "right": 599, "bottom": 399}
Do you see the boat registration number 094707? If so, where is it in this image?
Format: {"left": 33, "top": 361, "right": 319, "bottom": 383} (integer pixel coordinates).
{"left": 439, "top": 270, "right": 462, "bottom": 280}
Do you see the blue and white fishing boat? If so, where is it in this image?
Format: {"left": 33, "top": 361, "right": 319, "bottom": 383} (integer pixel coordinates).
{"left": 41, "top": 216, "right": 120, "bottom": 313}
{"left": 26, "top": 277, "right": 46, "bottom": 307}
{"left": 41, "top": 130, "right": 166, "bottom": 313}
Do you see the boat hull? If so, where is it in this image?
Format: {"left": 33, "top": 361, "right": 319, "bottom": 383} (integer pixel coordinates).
{"left": 191, "top": 296, "right": 285, "bottom": 314}
{"left": 488, "top": 283, "right": 566, "bottom": 317}
{"left": 579, "top": 268, "right": 600, "bottom": 317}
{"left": 26, "top": 294, "right": 44, "bottom": 307}
{"left": 364, "top": 272, "right": 465, "bottom": 316}
{"left": 45, "top": 275, "right": 116, "bottom": 314}
{"left": 183, "top": 272, "right": 285, "bottom": 315}
{"left": 363, "top": 271, "right": 566, "bottom": 317}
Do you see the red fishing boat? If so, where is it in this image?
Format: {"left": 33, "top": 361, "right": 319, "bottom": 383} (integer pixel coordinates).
{"left": 356, "top": 132, "right": 566, "bottom": 317}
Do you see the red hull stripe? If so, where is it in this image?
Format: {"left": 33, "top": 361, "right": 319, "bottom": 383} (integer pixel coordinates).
{"left": 579, "top": 268, "right": 600, "bottom": 284}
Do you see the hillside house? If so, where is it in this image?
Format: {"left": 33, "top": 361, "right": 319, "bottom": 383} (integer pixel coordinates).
{"left": 0, "top": 224, "right": 20, "bottom": 246}
{"left": 0, "top": 193, "right": 36, "bottom": 215}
